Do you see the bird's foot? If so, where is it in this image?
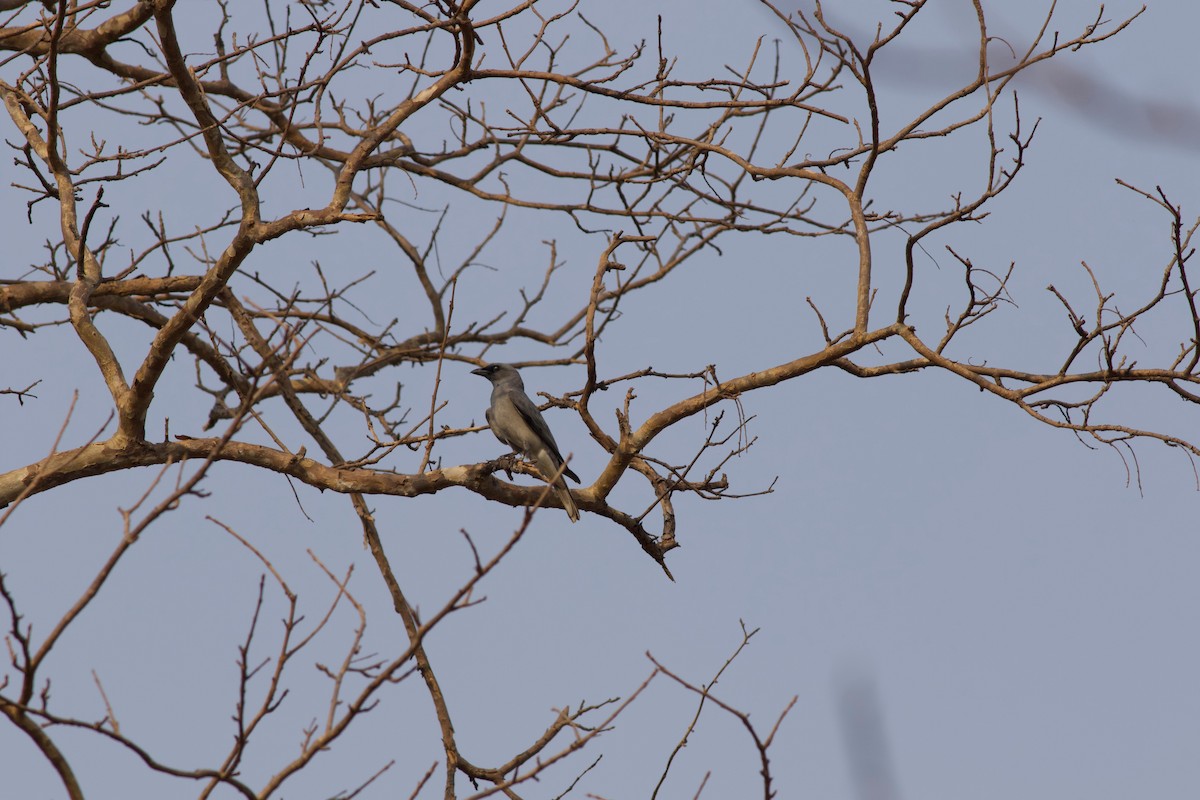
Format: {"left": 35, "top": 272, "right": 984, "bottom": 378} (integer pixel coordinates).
{"left": 497, "top": 452, "right": 521, "bottom": 480}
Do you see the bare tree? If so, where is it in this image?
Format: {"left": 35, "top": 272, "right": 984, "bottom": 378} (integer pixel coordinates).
{"left": 1, "top": 0, "right": 1194, "bottom": 797}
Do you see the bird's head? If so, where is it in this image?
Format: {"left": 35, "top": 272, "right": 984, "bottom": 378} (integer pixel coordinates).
{"left": 470, "top": 363, "right": 524, "bottom": 388}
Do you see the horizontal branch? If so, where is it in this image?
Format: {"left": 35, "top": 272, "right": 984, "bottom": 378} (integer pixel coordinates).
{"left": 594, "top": 324, "right": 905, "bottom": 497}
{"left": 0, "top": 276, "right": 202, "bottom": 314}
{"left": 0, "top": 436, "right": 674, "bottom": 575}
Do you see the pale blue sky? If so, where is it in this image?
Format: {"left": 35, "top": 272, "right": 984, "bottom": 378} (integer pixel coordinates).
{"left": 2, "top": 1, "right": 1199, "bottom": 798}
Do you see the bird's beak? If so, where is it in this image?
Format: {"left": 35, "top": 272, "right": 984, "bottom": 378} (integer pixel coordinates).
{"left": 470, "top": 367, "right": 487, "bottom": 377}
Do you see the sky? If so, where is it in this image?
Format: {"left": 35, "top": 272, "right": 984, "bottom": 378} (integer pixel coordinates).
{"left": 2, "top": 1, "right": 1200, "bottom": 798}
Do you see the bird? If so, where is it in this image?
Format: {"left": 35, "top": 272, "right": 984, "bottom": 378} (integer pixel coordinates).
{"left": 471, "top": 363, "right": 580, "bottom": 522}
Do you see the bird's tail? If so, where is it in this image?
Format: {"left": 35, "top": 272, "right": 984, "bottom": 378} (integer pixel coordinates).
{"left": 554, "top": 476, "right": 580, "bottom": 523}
{"left": 538, "top": 453, "right": 580, "bottom": 522}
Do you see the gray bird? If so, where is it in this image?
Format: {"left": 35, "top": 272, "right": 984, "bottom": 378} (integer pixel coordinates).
{"left": 471, "top": 363, "right": 580, "bottom": 522}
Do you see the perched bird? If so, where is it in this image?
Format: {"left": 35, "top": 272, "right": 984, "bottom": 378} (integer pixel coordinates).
{"left": 471, "top": 363, "right": 580, "bottom": 522}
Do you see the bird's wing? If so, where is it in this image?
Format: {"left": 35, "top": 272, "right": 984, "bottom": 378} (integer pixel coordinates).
{"left": 505, "top": 389, "right": 579, "bottom": 482}
{"left": 507, "top": 390, "right": 560, "bottom": 453}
